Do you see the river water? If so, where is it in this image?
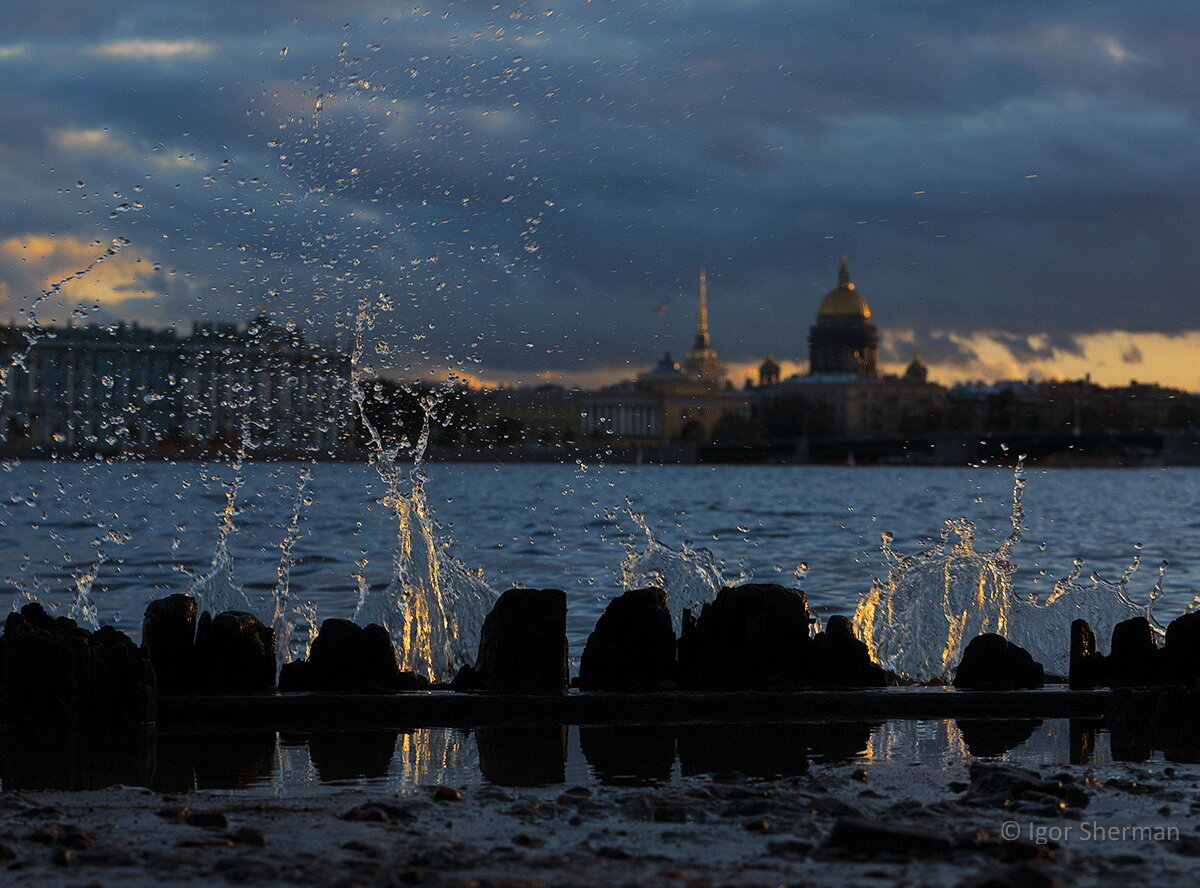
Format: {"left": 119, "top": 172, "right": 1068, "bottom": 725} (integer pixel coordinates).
{"left": 0, "top": 461, "right": 1195, "bottom": 661}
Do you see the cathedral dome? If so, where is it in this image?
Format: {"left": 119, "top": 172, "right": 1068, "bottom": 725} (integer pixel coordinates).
{"left": 808, "top": 257, "right": 879, "bottom": 378}
{"left": 817, "top": 258, "right": 871, "bottom": 320}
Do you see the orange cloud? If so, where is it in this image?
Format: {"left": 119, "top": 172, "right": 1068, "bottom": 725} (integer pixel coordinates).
{"left": 0, "top": 235, "right": 169, "bottom": 324}
{"left": 92, "top": 39, "right": 213, "bottom": 61}
{"left": 866, "top": 329, "right": 1200, "bottom": 392}
{"left": 54, "top": 128, "right": 123, "bottom": 153}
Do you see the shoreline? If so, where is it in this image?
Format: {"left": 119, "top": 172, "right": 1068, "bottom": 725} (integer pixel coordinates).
{"left": 5, "top": 431, "right": 1200, "bottom": 469}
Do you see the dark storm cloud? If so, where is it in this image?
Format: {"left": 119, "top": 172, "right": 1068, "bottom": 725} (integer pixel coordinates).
{"left": 879, "top": 332, "right": 979, "bottom": 368}
{"left": 1, "top": 1, "right": 1199, "bottom": 377}
{"left": 986, "top": 332, "right": 1085, "bottom": 363}
{"left": 1122, "top": 342, "right": 1144, "bottom": 364}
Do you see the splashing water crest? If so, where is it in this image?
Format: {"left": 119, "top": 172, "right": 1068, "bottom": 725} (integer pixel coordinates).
{"left": 1036, "top": 548, "right": 1167, "bottom": 658}
{"left": 187, "top": 443, "right": 253, "bottom": 618}
{"left": 853, "top": 461, "right": 1168, "bottom": 682}
{"left": 619, "top": 506, "right": 733, "bottom": 632}
{"left": 68, "top": 555, "right": 104, "bottom": 631}
{"left": 271, "top": 464, "right": 316, "bottom": 667}
{"left": 351, "top": 301, "right": 494, "bottom": 681}
{"left": 67, "top": 523, "right": 126, "bottom": 631}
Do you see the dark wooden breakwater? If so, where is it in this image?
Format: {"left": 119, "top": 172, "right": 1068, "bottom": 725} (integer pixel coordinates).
{"left": 2, "top": 580, "right": 1199, "bottom": 733}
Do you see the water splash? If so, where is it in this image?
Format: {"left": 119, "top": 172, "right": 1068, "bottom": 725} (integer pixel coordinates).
{"left": 68, "top": 560, "right": 102, "bottom": 631}
{"left": 67, "top": 527, "right": 125, "bottom": 631}
{"left": 352, "top": 301, "right": 494, "bottom": 680}
{"left": 1036, "top": 548, "right": 1166, "bottom": 659}
{"left": 853, "top": 461, "right": 1166, "bottom": 682}
{"left": 187, "top": 444, "right": 252, "bottom": 618}
{"left": 619, "top": 507, "right": 730, "bottom": 632}
{"left": 271, "top": 464, "right": 316, "bottom": 667}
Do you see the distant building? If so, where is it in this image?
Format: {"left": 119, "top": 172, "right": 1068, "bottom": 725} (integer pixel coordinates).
{"left": 756, "top": 260, "right": 947, "bottom": 441}
{"left": 480, "top": 384, "right": 579, "bottom": 446}
{"left": 0, "top": 321, "right": 182, "bottom": 450}
{"left": 683, "top": 266, "right": 726, "bottom": 383}
{"left": 0, "top": 317, "right": 353, "bottom": 455}
{"left": 947, "top": 376, "right": 1200, "bottom": 434}
{"left": 808, "top": 258, "right": 879, "bottom": 377}
{"left": 580, "top": 268, "right": 751, "bottom": 444}
{"left": 758, "top": 354, "right": 781, "bottom": 387}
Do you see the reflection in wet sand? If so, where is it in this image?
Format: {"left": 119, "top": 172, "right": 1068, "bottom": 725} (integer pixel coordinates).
{"left": 579, "top": 726, "right": 675, "bottom": 785}
{"left": 477, "top": 726, "right": 567, "bottom": 786}
{"left": 306, "top": 731, "right": 398, "bottom": 782}
{"left": 1, "top": 728, "right": 156, "bottom": 791}
{"left": 3, "top": 718, "right": 1199, "bottom": 793}
{"left": 956, "top": 720, "right": 1042, "bottom": 758}
{"left": 1070, "top": 719, "right": 1097, "bottom": 765}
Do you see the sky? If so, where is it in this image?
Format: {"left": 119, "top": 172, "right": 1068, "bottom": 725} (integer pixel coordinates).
{"left": 1, "top": 1, "right": 1199, "bottom": 390}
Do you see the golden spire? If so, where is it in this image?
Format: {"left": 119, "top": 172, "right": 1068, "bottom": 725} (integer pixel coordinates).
{"left": 694, "top": 265, "right": 710, "bottom": 349}
{"left": 838, "top": 256, "right": 854, "bottom": 290}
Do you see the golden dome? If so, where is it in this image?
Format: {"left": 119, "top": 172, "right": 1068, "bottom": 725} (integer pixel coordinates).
{"left": 817, "top": 257, "right": 871, "bottom": 319}
{"left": 818, "top": 284, "right": 871, "bottom": 319}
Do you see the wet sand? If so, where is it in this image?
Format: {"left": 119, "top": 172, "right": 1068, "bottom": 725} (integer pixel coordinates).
{"left": 2, "top": 757, "right": 1198, "bottom": 887}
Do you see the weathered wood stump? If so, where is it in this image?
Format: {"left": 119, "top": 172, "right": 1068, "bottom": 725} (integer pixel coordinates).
{"left": 142, "top": 593, "right": 198, "bottom": 693}
{"left": 809, "top": 615, "right": 889, "bottom": 688}
{"left": 0, "top": 603, "right": 155, "bottom": 729}
{"left": 953, "top": 633, "right": 1044, "bottom": 690}
{"left": 279, "top": 619, "right": 428, "bottom": 692}
{"left": 475, "top": 588, "right": 568, "bottom": 693}
{"left": 578, "top": 587, "right": 676, "bottom": 691}
{"left": 194, "top": 610, "right": 275, "bottom": 694}
{"left": 678, "top": 583, "right": 814, "bottom": 689}
{"left": 1108, "top": 617, "right": 1158, "bottom": 687}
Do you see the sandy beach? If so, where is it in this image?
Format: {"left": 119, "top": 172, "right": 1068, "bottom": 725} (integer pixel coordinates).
{"left": 2, "top": 754, "right": 1197, "bottom": 887}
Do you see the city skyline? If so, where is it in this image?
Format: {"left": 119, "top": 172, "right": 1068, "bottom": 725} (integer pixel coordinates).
{"left": 1, "top": 3, "right": 1199, "bottom": 391}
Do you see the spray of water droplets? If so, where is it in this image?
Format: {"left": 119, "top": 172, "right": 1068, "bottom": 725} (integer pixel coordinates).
{"left": 853, "top": 461, "right": 1168, "bottom": 682}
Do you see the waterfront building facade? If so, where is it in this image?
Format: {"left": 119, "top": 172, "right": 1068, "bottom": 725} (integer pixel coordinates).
{"left": 0, "top": 317, "right": 353, "bottom": 455}
{"left": 480, "top": 384, "right": 579, "bottom": 446}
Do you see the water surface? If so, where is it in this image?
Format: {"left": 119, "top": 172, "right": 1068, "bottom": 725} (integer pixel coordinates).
{"left": 0, "top": 461, "right": 1195, "bottom": 657}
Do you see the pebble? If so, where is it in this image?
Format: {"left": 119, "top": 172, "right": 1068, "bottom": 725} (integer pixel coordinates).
{"left": 184, "top": 811, "right": 229, "bottom": 829}
{"left": 230, "top": 826, "right": 268, "bottom": 847}
{"left": 156, "top": 805, "right": 190, "bottom": 823}
{"left": 826, "top": 816, "right": 954, "bottom": 857}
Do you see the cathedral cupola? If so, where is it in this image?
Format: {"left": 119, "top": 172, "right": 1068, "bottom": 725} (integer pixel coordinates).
{"left": 808, "top": 257, "right": 879, "bottom": 378}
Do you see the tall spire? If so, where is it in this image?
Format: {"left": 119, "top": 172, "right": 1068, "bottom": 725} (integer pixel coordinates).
{"left": 694, "top": 265, "right": 710, "bottom": 349}
{"left": 838, "top": 256, "right": 853, "bottom": 289}
{"left": 684, "top": 265, "right": 724, "bottom": 383}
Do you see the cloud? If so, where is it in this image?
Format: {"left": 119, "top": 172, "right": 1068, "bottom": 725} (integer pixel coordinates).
{"left": 905, "top": 329, "right": 1200, "bottom": 391}
{"left": 0, "top": 234, "right": 174, "bottom": 324}
{"left": 985, "top": 332, "right": 1085, "bottom": 363}
{"left": 54, "top": 128, "right": 123, "bottom": 152}
{"left": 92, "top": 39, "right": 213, "bottom": 61}
{"left": 1, "top": 2, "right": 1200, "bottom": 390}
{"left": 879, "top": 329, "right": 980, "bottom": 367}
